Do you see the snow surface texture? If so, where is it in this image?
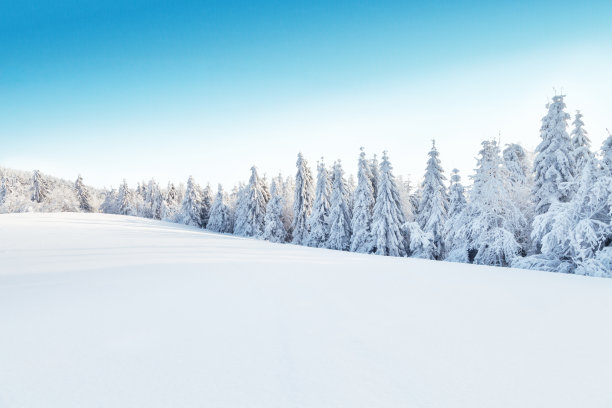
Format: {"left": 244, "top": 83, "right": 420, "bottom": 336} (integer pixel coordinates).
{"left": 1, "top": 213, "right": 612, "bottom": 408}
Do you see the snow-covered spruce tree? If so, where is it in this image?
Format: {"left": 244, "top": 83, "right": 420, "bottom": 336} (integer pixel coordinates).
{"left": 262, "top": 195, "right": 287, "bottom": 243}
{"left": 282, "top": 175, "right": 295, "bottom": 234}
{"left": 206, "top": 185, "right": 233, "bottom": 233}
{"left": 270, "top": 173, "right": 293, "bottom": 235}
{"left": 291, "top": 153, "right": 315, "bottom": 245}
{"left": 350, "top": 147, "right": 375, "bottom": 253}
{"left": 417, "top": 141, "right": 449, "bottom": 259}
{"left": 180, "top": 176, "right": 204, "bottom": 227}
{"left": 369, "top": 154, "right": 380, "bottom": 200}
{"left": 371, "top": 151, "right": 407, "bottom": 257}
{"left": 74, "top": 175, "right": 93, "bottom": 212}
{"left": 522, "top": 157, "right": 612, "bottom": 275}
{"left": 30, "top": 170, "right": 50, "bottom": 203}
{"left": 402, "top": 222, "right": 435, "bottom": 259}
{"left": 260, "top": 175, "right": 271, "bottom": 204}
{"left": 346, "top": 174, "right": 356, "bottom": 214}
{"left": 305, "top": 159, "right": 332, "bottom": 247}
{"left": 502, "top": 143, "right": 534, "bottom": 252}
{"left": 503, "top": 143, "right": 532, "bottom": 186}
{"left": 161, "top": 182, "right": 181, "bottom": 221}
{"left": 533, "top": 95, "right": 576, "bottom": 216}
{"left": 116, "top": 180, "right": 136, "bottom": 216}
{"left": 100, "top": 188, "right": 118, "bottom": 214}
{"left": 0, "top": 176, "right": 9, "bottom": 207}
{"left": 571, "top": 110, "right": 593, "bottom": 176}
{"left": 396, "top": 175, "right": 414, "bottom": 222}
{"left": 149, "top": 180, "right": 164, "bottom": 220}
{"left": 234, "top": 166, "right": 268, "bottom": 237}
{"left": 326, "top": 160, "right": 352, "bottom": 251}
{"left": 443, "top": 168, "right": 467, "bottom": 257}
{"left": 201, "top": 184, "right": 214, "bottom": 227}
{"left": 602, "top": 131, "right": 612, "bottom": 174}
{"left": 453, "top": 140, "right": 526, "bottom": 266}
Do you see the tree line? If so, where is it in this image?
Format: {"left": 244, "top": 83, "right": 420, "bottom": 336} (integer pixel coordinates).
{"left": 1, "top": 94, "right": 611, "bottom": 277}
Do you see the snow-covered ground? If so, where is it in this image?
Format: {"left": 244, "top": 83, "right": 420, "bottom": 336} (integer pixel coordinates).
{"left": 1, "top": 213, "right": 611, "bottom": 408}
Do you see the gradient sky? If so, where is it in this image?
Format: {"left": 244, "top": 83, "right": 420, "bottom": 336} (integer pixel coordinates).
{"left": 1, "top": 0, "right": 612, "bottom": 189}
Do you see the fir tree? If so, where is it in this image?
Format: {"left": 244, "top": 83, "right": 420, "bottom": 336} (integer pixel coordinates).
{"left": 326, "top": 160, "right": 352, "bottom": 250}
{"left": 234, "top": 166, "right": 268, "bottom": 237}
{"left": 601, "top": 130, "right": 612, "bottom": 174}
{"left": 455, "top": 141, "right": 525, "bottom": 266}
{"left": 443, "top": 168, "right": 467, "bottom": 257}
{"left": 291, "top": 153, "right": 314, "bottom": 244}
{"left": 371, "top": 151, "right": 407, "bottom": 257}
{"left": 117, "top": 179, "right": 135, "bottom": 216}
{"left": 100, "top": 188, "right": 118, "bottom": 214}
{"left": 305, "top": 159, "right": 332, "bottom": 247}
{"left": 30, "top": 170, "right": 50, "bottom": 203}
{"left": 350, "top": 147, "right": 375, "bottom": 253}
{"left": 396, "top": 175, "right": 414, "bottom": 222}
{"left": 201, "top": 184, "right": 214, "bottom": 227}
{"left": 161, "top": 182, "right": 181, "bottom": 221}
{"left": 206, "top": 185, "right": 233, "bottom": 233}
{"left": 570, "top": 110, "right": 593, "bottom": 175}
{"left": 262, "top": 195, "right": 287, "bottom": 243}
{"left": 529, "top": 157, "right": 612, "bottom": 275}
{"left": 369, "top": 154, "right": 380, "bottom": 200}
{"left": 533, "top": 95, "right": 576, "bottom": 216}
{"left": 417, "top": 141, "right": 449, "bottom": 259}
{"left": 180, "top": 176, "right": 204, "bottom": 227}
{"left": 503, "top": 144, "right": 534, "bottom": 253}
{"left": 74, "top": 175, "right": 93, "bottom": 212}
{"left": 149, "top": 180, "right": 164, "bottom": 220}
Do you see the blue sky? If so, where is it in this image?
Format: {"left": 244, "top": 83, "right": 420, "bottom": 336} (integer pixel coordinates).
{"left": 1, "top": 0, "right": 612, "bottom": 188}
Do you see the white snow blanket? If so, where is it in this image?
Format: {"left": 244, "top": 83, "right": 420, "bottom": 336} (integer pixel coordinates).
{"left": 1, "top": 213, "right": 611, "bottom": 407}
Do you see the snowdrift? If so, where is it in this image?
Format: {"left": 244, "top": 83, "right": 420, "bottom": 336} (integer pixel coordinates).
{"left": 1, "top": 213, "right": 611, "bottom": 407}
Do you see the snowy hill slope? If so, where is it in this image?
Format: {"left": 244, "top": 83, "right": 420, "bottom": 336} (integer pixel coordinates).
{"left": 1, "top": 213, "right": 611, "bottom": 408}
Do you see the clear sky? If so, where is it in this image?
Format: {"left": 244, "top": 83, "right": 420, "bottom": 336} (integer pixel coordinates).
{"left": 1, "top": 0, "right": 612, "bottom": 189}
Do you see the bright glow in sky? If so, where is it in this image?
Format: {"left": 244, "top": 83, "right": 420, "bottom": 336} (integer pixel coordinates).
{"left": 1, "top": 0, "right": 611, "bottom": 189}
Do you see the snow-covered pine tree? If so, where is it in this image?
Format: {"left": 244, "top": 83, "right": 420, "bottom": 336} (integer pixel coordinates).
{"left": 369, "top": 154, "right": 380, "bottom": 200}
{"left": 0, "top": 176, "right": 11, "bottom": 207}
{"left": 396, "top": 175, "right": 414, "bottom": 222}
{"left": 262, "top": 195, "right": 287, "bottom": 243}
{"left": 454, "top": 140, "right": 526, "bottom": 266}
{"left": 270, "top": 173, "right": 293, "bottom": 235}
{"left": 116, "top": 179, "right": 135, "bottom": 216}
{"left": 74, "top": 175, "right": 93, "bottom": 212}
{"left": 571, "top": 110, "right": 593, "bottom": 175}
{"left": 601, "top": 131, "right": 612, "bottom": 174}
{"left": 346, "top": 173, "right": 356, "bottom": 213}
{"left": 525, "top": 157, "right": 612, "bottom": 275}
{"left": 305, "top": 159, "right": 332, "bottom": 247}
{"left": 417, "top": 140, "right": 449, "bottom": 259}
{"left": 180, "top": 176, "right": 204, "bottom": 227}
{"left": 233, "top": 166, "right": 268, "bottom": 237}
{"left": 502, "top": 143, "right": 534, "bottom": 252}
{"left": 206, "top": 185, "right": 233, "bottom": 233}
{"left": 533, "top": 95, "right": 576, "bottom": 216}
{"left": 201, "top": 184, "right": 214, "bottom": 227}
{"left": 291, "top": 153, "right": 314, "bottom": 244}
{"left": 260, "top": 175, "right": 271, "bottom": 204}
{"left": 148, "top": 180, "right": 164, "bottom": 220}
{"left": 350, "top": 147, "right": 375, "bottom": 253}
{"left": 371, "top": 151, "right": 407, "bottom": 257}
{"left": 30, "top": 170, "right": 50, "bottom": 203}
{"left": 402, "top": 222, "right": 435, "bottom": 259}
{"left": 161, "top": 182, "right": 180, "bottom": 221}
{"left": 100, "top": 188, "right": 118, "bottom": 214}
{"left": 326, "top": 160, "right": 352, "bottom": 250}
{"left": 443, "top": 168, "right": 467, "bottom": 257}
